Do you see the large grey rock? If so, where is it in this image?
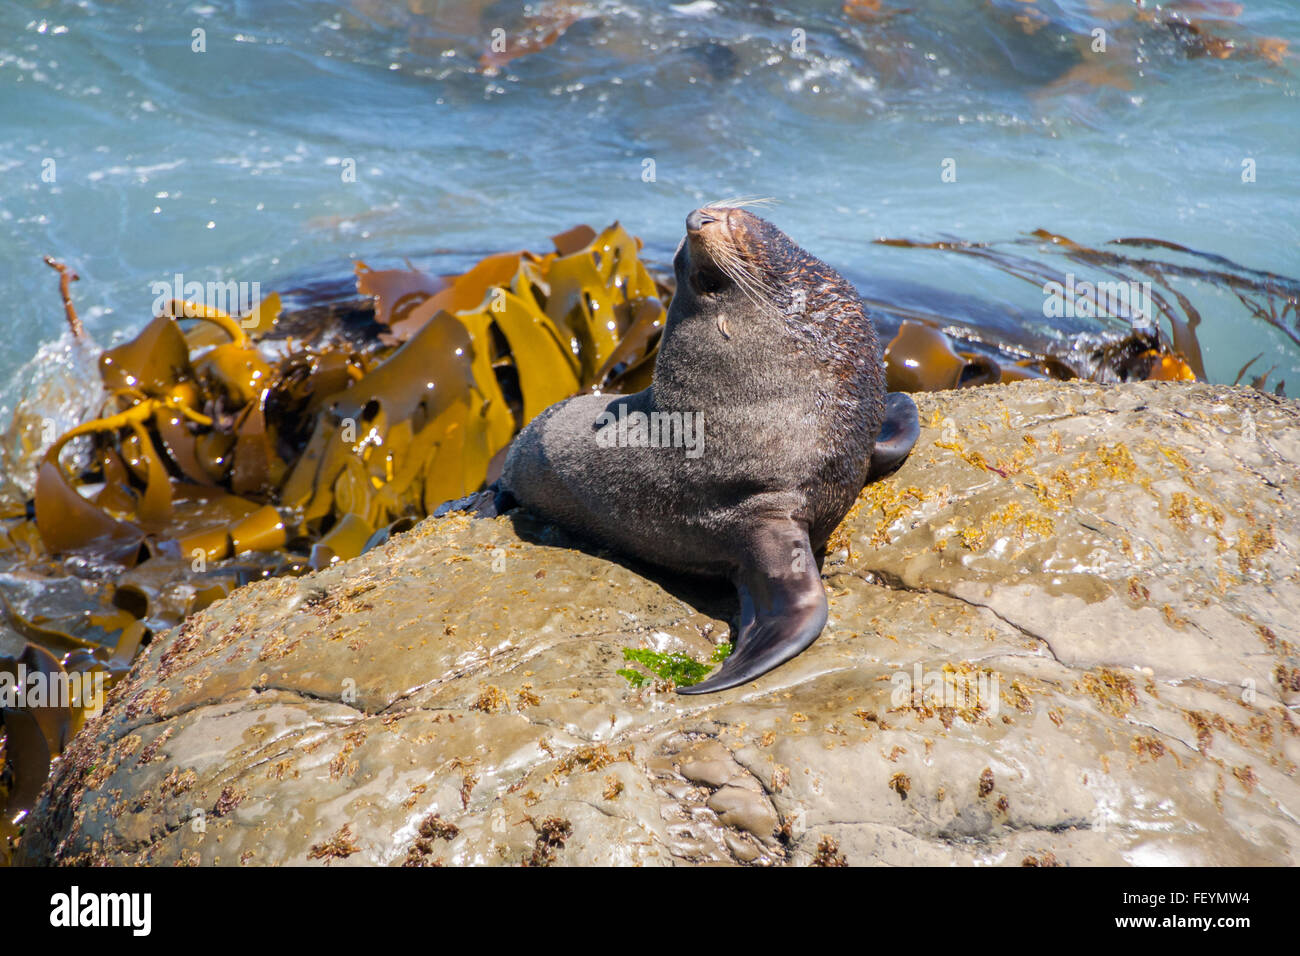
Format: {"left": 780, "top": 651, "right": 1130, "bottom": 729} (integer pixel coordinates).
{"left": 17, "top": 381, "right": 1300, "bottom": 866}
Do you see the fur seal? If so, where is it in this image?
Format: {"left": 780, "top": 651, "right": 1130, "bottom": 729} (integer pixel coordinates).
{"left": 443, "top": 205, "right": 919, "bottom": 693}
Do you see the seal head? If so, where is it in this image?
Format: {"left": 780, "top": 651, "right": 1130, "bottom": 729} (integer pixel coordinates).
{"left": 466, "top": 206, "right": 918, "bottom": 693}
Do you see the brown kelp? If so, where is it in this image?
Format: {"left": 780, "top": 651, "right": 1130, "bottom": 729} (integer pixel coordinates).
{"left": 26, "top": 221, "right": 663, "bottom": 572}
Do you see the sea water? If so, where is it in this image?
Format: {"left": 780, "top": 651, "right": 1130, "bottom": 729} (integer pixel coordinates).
{"left": 1, "top": 0, "right": 1297, "bottom": 401}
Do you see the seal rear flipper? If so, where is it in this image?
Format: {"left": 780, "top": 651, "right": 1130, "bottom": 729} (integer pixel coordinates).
{"left": 867, "top": 392, "right": 920, "bottom": 482}
{"left": 677, "top": 521, "right": 829, "bottom": 695}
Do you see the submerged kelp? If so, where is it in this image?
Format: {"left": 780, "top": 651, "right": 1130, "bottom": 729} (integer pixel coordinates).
{"left": 345, "top": 0, "right": 1291, "bottom": 87}
{"left": 983, "top": 0, "right": 1292, "bottom": 81}
{"left": 874, "top": 231, "right": 1300, "bottom": 395}
{"left": 0, "top": 222, "right": 667, "bottom": 857}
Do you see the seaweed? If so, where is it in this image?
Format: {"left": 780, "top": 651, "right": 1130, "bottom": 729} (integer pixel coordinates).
{"left": 617, "top": 647, "right": 714, "bottom": 689}
{"left": 876, "top": 230, "right": 1299, "bottom": 393}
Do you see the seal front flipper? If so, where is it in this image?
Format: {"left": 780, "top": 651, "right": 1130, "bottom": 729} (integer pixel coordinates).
{"left": 866, "top": 392, "right": 920, "bottom": 482}
{"left": 678, "top": 519, "right": 829, "bottom": 695}
{"left": 433, "top": 482, "right": 517, "bottom": 519}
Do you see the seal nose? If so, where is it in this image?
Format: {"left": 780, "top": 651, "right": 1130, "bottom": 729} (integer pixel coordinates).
{"left": 686, "top": 209, "right": 718, "bottom": 234}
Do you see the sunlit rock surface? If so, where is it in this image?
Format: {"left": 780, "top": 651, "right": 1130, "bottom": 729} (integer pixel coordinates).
{"left": 18, "top": 381, "right": 1299, "bottom": 866}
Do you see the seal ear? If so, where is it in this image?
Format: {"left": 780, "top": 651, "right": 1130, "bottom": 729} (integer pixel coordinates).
{"left": 867, "top": 392, "right": 920, "bottom": 482}
{"left": 678, "top": 519, "right": 828, "bottom": 695}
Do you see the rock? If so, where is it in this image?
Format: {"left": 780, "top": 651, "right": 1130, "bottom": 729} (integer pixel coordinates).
{"left": 17, "top": 381, "right": 1300, "bottom": 866}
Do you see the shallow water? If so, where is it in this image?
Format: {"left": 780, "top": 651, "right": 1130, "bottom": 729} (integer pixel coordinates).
{"left": 1, "top": 0, "right": 1298, "bottom": 398}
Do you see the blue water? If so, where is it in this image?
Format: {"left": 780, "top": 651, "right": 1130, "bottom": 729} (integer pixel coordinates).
{"left": 2, "top": 0, "right": 1298, "bottom": 399}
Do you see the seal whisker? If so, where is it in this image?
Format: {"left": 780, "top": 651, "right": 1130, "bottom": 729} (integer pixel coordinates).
{"left": 706, "top": 195, "right": 778, "bottom": 210}
{"left": 712, "top": 246, "right": 780, "bottom": 304}
{"left": 727, "top": 266, "right": 779, "bottom": 312}
{"left": 715, "top": 243, "right": 780, "bottom": 291}
{"left": 710, "top": 250, "right": 771, "bottom": 310}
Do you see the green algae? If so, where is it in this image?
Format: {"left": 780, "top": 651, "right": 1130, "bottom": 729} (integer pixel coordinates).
{"left": 617, "top": 647, "right": 714, "bottom": 688}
